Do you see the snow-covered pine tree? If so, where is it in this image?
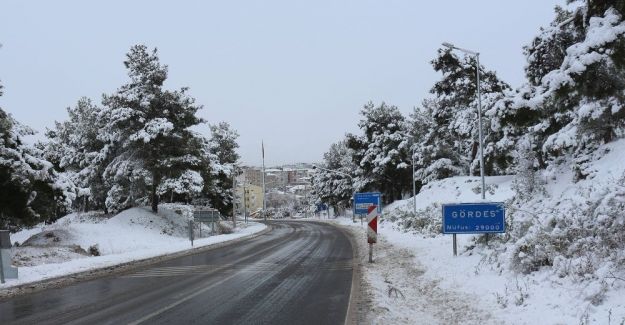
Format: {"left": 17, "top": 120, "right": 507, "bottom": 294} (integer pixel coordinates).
{"left": 408, "top": 100, "right": 437, "bottom": 189}
{"left": 204, "top": 122, "right": 240, "bottom": 215}
{"left": 492, "top": 1, "right": 625, "bottom": 180}
{"left": 43, "top": 97, "right": 109, "bottom": 211}
{"left": 347, "top": 102, "right": 411, "bottom": 203}
{"left": 0, "top": 81, "right": 63, "bottom": 229}
{"left": 311, "top": 140, "right": 356, "bottom": 211}
{"left": 429, "top": 48, "right": 512, "bottom": 177}
{"left": 101, "top": 45, "right": 205, "bottom": 213}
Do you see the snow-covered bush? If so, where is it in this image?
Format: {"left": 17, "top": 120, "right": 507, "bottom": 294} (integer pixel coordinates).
{"left": 510, "top": 140, "right": 546, "bottom": 201}
{"left": 505, "top": 171, "right": 625, "bottom": 277}
{"left": 217, "top": 221, "right": 233, "bottom": 234}
{"left": 391, "top": 205, "right": 442, "bottom": 236}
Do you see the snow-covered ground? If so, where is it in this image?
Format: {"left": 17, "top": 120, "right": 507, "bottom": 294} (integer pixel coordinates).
{"left": 321, "top": 141, "right": 625, "bottom": 324}
{"left": 1, "top": 205, "right": 266, "bottom": 290}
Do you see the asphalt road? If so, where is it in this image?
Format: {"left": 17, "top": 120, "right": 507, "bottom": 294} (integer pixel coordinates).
{"left": 0, "top": 221, "right": 354, "bottom": 325}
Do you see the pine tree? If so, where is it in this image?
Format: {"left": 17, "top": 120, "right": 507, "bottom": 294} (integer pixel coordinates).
{"left": 494, "top": 1, "right": 625, "bottom": 180}
{"left": 347, "top": 102, "right": 411, "bottom": 203}
{"left": 101, "top": 45, "right": 205, "bottom": 213}
{"left": 204, "top": 122, "right": 240, "bottom": 215}
{"left": 311, "top": 140, "right": 356, "bottom": 211}
{"left": 43, "top": 97, "right": 109, "bottom": 211}
{"left": 429, "top": 48, "right": 511, "bottom": 177}
{"left": 0, "top": 81, "right": 63, "bottom": 229}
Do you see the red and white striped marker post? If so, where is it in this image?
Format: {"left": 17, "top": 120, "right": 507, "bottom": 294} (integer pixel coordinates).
{"left": 367, "top": 205, "right": 378, "bottom": 263}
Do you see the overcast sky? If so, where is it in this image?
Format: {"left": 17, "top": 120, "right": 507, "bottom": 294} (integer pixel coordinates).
{"left": 0, "top": 0, "right": 563, "bottom": 166}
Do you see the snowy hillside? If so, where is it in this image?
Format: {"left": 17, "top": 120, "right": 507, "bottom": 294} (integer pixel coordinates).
{"left": 1, "top": 206, "right": 266, "bottom": 290}
{"left": 370, "top": 139, "right": 625, "bottom": 324}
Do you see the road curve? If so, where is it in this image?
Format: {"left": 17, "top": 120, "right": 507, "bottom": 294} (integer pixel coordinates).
{"left": 0, "top": 221, "right": 354, "bottom": 325}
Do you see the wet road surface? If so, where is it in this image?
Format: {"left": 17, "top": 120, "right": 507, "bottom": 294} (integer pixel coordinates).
{"left": 0, "top": 221, "right": 354, "bottom": 325}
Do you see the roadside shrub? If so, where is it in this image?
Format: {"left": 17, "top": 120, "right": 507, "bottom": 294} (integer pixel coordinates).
{"left": 89, "top": 244, "right": 101, "bottom": 256}
{"left": 505, "top": 175, "right": 625, "bottom": 277}
{"left": 217, "top": 222, "right": 233, "bottom": 234}
{"left": 392, "top": 204, "right": 442, "bottom": 236}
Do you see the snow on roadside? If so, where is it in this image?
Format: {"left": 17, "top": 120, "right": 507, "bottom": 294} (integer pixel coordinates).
{"left": 1, "top": 206, "right": 266, "bottom": 290}
{"left": 321, "top": 151, "right": 625, "bottom": 324}
{"left": 325, "top": 217, "right": 501, "bottom": 324}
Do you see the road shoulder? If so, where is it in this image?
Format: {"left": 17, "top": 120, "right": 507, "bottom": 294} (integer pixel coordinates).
{"left": 314, "top": 217, "right": 502, "bottom": 324}
{"left": 0, "top": 223, "right": 272, "bottom": 300}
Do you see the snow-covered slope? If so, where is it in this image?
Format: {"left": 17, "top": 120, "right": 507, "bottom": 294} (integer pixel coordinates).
{"left": 1, "top": 206, "right": 266, "bottom": 289}
{"left": 371, "top": 139, "right": 625, "bottom": 324}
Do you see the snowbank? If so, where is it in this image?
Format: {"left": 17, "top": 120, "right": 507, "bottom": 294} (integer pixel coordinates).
{"left": 1, "top": 206, "right": 266, "bottom": 290}
{"left": 324, "top": 140, "right": 625, "bottom": 324}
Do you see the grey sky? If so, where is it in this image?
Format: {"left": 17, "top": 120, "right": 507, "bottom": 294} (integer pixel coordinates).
{"left": 1, "top": 0, "right": 562, "bottom": 166}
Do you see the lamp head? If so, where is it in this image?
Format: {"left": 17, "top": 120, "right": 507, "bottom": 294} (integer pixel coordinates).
{"left": 442, "top": 42, "right": 455, "bottom": 49}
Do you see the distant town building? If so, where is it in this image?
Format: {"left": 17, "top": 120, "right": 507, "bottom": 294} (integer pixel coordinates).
{"left": 235, "top": 183, "right": 264, "bottom": 216}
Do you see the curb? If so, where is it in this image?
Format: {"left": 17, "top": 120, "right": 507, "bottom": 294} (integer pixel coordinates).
{"left": 0, "top": 223, "right": 272, "bottom": 300}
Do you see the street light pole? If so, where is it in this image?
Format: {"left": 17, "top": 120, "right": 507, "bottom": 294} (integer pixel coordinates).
{"left": 412, "top": 147, "right": 417, "bottom": 214}
{"left": 232, "top": 166, "right": 237, "bottom": 229}
{"left": 442, "top": 42, "right": 486, "bottom": 200}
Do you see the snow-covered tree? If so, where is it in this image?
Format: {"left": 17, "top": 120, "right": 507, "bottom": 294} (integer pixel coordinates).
{"left": 347, "top": 102, "right": 411, "bottom": 202}
{"left": 43, "top": 97, "right": 109, "bottom": 211}
{"left": 428, "top": 48, "right": 511, "bottom": 177}
{"left": 490, "top": 1, "right": 625, "bottom": 180}
{"left": 0, "top": 81, "right": 64, "bottom": 229}
{"left": 408, "top": 100, "right": 455, "bottom": 187}
{"left": 204, "top": 122, "right": 240, "bottom": 215}
{"left": 101, "top": 45, "right": 205, "bottom": 213}
{"left": 311, "top": 140, "right": 356, "bottom": 210}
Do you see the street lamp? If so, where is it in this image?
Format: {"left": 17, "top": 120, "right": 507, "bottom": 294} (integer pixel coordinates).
{"left": 311, "top": 165, "right": 355, "bottom": 221}
{"left": 442, "top": 41, "right": 486, "bottom": 200}
{"left": 412, "top": 147, "right": 417, "bottom": 214}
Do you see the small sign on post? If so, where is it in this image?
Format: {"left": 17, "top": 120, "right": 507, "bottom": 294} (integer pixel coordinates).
{"left": 188, "top": 220, "right": 194, "bottom": 247}
{"left": 442, "top": 202, "right": 506, "bottom": 256}
{"left": 194, "top": 209, "right": 220, "bottom": 234}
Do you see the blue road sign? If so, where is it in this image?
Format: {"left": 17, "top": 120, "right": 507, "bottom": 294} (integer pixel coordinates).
{"left": 442, "top": 202, "right": 506, "bottom": 234}
{"left": 354, "top": 192, "right": 382, "bottom": 215}
{"left": 316, "top": 203, "right": 328, "bottom": 212}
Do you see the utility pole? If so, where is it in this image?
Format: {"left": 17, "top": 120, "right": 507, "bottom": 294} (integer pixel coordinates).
{"left": 442, "top": 42, "right": 486, "bottom": 200}
{"left": 412, "top": 147, "right": 417, "bottom": 214}
{"left": 232, "top": 166, "right": 237, "bottom": 229}
{"left": 262, "top": 141, "right": 267, "bottom": 221}
{"left": 243, "top": 172, "right": 248, "bottom": 224}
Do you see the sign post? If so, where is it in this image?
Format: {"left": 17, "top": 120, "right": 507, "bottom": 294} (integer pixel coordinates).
{"left": 442, "top": 202, "right": 505, "bottom": 256}
{"left": 188, "top": 220, "right": 194, "bottom": 247}
{"left": 366, "top": 205, "right": 378, "bottom": 263}
{"left": 354, "top": 192, "right": 381, "bottom": 263}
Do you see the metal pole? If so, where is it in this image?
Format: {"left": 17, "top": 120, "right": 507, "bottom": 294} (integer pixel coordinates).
{"left": 189, "top": 220, "right": 194, "bottom": 247}
{"left": 412, "top": 147, "right": 417, "bottom": 214}
{"left": 0, "top": 245, "right": 5, "bottom": 284}
{"left": 243, "top": 185, "right": 248, "bottom": 224}
{"left": 211, "top": 212, "right": 215, "bottom": 233}
{"left": 262, "top": 143, "right": 267, "bottom": 221}
{"left": 368, "top": 243, "right": 373, "bottom": 263}
{"left": 304, "top": 183, "right": 308, "bottom": 219}
{"left": 453, "top": 234, "right": 457, "bottom": 256}
{"left": 232, "top": 168, "right": 237, "bottom": 229}
{"left": 476, "top": 53, "right": 486, "bottom": 200}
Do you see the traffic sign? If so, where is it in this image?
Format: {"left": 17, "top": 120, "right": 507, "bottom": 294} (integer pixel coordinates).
{"left": 442, "top": 202, "right": 506, "bottom": 234}
{"left": 366, "top": 205, "right": 378, "bottom": 244}
{"left": 354, "top": 192, "right": 381, "bottom": 215}
{"left": 193, "top": 209, "right": 220, "bottom": 223}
